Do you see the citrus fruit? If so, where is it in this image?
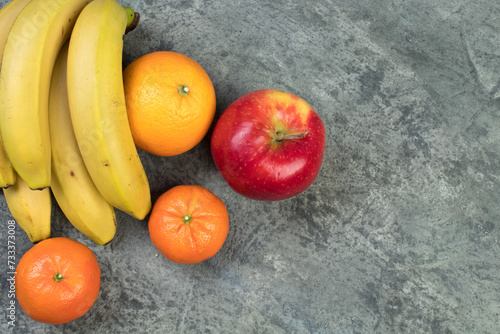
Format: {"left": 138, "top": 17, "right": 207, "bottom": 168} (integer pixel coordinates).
{"left": 15, "top": 237, "right": 101, "bottom": 324}
{"left": 148, "top": 185, "right": 229, "bottom": 264}
{"left": 123, "top": 51, "right": 216, "bottom": 156}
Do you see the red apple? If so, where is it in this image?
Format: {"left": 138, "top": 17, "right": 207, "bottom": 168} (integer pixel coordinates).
{"left": 210, "top": 89, "right": 326, "bottom": 201}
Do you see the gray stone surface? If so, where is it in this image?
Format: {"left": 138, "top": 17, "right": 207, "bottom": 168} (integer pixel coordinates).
{"left": 1, "top": 0, "right": 499, "bottom": 333}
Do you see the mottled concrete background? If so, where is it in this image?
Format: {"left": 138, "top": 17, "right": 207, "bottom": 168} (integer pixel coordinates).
{"left": 1, "top": 0, "right": 499, "bottom": 333}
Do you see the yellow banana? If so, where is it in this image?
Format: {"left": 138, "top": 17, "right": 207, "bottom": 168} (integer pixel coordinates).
{"left": 0, "top": 0, "right": 32, "bottom": 67}
{"left": 0, "top": 0, "right": 32, "bottom": 188}
{"left": 67, "top": 0, "right": 151, "bottom": 220}
{"left": 49, "top": 43, "right": 117, "bottom": 246}
{"left": 3, "top": 175, "right": 51, "bottom": 243}
{"left": 0, "top": 0, "right": 91, "bottom": 190}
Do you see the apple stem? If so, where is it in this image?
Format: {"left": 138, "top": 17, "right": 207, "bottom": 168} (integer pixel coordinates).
{"left": 275, "top": 130, "right": 308, "bottom": 142}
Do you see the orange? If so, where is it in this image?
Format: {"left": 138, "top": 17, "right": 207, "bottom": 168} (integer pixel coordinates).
{"left": 123, "top": 51, "right": 216, "bottom": 156}
{"left": 15, "top": 237, "right": 101, "bottom": 324}
{"left": 148, "top": 185, "right": 229, "bottom": 264}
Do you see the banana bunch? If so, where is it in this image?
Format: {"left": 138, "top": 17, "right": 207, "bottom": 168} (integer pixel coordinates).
{"left": 0, "top": 0, "right": 151, "bottom": 245}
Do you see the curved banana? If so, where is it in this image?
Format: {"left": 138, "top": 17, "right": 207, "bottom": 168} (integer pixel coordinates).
{"left": 0, "top": 0, "right": 91, "bottom": 190}
{"left": 3, "top": 176, "right": 51, "bottom": 243}
{"left": 0, "top": 0, "right": 32, "bottom": 188}
{"left": 67, "top": 0, "right": 151, "bottom": 220}
{"left": 49, "top": 43, "right": 117, "bottom": 246}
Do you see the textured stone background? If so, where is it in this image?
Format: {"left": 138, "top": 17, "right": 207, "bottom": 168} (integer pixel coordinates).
{"left": 1, "top": 0, "right": 499, "bottom": 333}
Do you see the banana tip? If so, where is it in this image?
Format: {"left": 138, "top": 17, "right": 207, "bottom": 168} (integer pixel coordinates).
{"left": 125, "top": 11, "right": 140, "bottom": 34}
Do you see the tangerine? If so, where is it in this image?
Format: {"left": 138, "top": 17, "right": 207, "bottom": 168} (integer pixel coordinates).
{"left": 149, "top": 185, "right": 229, "bottom": 264}
{"left": 123, "top": 51, "right": 216, "bottom": 156}
{"left": 15, "top": 237, "right": 101, "bottom": 324}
